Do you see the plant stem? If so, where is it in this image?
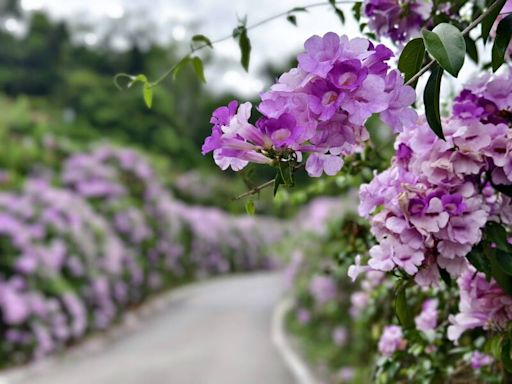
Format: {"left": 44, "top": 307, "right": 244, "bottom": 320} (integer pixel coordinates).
{"left": 233, "top": 179, "right": 275, "bottom": 200}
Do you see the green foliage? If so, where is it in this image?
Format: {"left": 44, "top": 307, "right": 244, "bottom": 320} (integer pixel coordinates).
{"left": 423, "top": 65, "right": 445, "bottom": 140}
{"left": 398, "top": 38, "right": 425, "bottom": 87}
{"left": 491, "top": 14, "right": 512, "bottom": 71}
{"left": 237, "top": 27, "right": 251, "bottom": 72}
{"left": 422, "top": 23, "right": 466, "bottom": 77}
{"left": 394, "top": 281, "right": 414, "bottom": 329}
{"left": 481, "top": 0, "right": 507, "bottom": 42}
{"left": 245, "top": 199, "right": 256, "bottom": 216}
{"left": 191, "top": 34, "right": 213, "bottom": 49}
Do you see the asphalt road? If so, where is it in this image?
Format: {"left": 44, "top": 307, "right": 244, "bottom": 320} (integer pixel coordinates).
{"left": 9, "top": 273, "right": 295, "bottom": 384}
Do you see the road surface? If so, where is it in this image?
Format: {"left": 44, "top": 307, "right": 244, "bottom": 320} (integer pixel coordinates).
{"left": 9, "top": 273, "right": 295, "bottom": 384}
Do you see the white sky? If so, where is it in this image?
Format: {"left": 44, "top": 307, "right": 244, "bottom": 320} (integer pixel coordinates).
{"left": 17, "top": 0, "right": 361, "bottom": 95}
{"left": 16, "top": 0, "right": 482, "bottom": 98}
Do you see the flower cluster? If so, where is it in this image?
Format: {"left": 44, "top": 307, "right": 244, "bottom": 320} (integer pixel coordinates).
{"left": 448, "top": 267, "right": 512, "bottom": 341}
{"left": 452, "top": 68, "right": 512, "bottom": 126}
{"left": 359, "top": 69, "right": 512, "bottom": 286}
{"left": 203, "top": 33, "right": 416, "bottom": 177}
{"left": 363, "top": 0, "right": 433, "bottom": 43}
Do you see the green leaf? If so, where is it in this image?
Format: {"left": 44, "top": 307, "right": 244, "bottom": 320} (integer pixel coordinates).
{"left": 394, "top": 282, "right": 414, "bottom": 329}
{"left": 485, "top": 334, "right": 504, "bottom": 358}
{"left": 489, "top": 252, "right": 512, "bottom": 296}
{"left": 353, "top": 2, "right": 362, "bottom": 21}
{"left": 496, "top": 250, "right": 512, "bottom": 276}
{"left": 172, "top": 57, "right": 191, "bottom": 81}
{"left": 423, "top": 65, "right": 445, "bottom": 140}
{"left": 328, "top": 1, "right": 345, "bottom": 25}
{"left": 192, "top": 34, "right": 213, "bottom": 48}
{"left": 502, "top": 339, "right": 512, "bottom": 373}
{"left": 422, "top": 23, "right": 466, "bottom": 77}
{"left": 290, "top": 6, "right": 308, "bottom": 13}
{"left": 467, "top": 245, "right": 492, "bottom": 278}
{"left": 286, "top": 15, "right": 297, "bottom": 26}
{"left": 130, "top": 74, "right": 148, "bottom": 86}
{"left": 191, "top": 56, "right": 206, "bottom": 83}
{"left": 398, "top": 38, "right": 425, "bottom": 86}
{"left": 245, "top": 199, "right": 255, "bottom": 216}
{"left": 143, "top": 82, "right": 153, "bottom": 109}
{"left": 491, "top": 14, "right": 512, "bottom": 71}
{"left": 334, "top": 8, "right": 345, "bottom": 24}
{"left": 486, "top": 221, "right": 509, "bottom": 251}
{"left": 481, "top": 0, "right": 507, "bottom": 43}
{"left": 464, "top": 35, "right": 479, "bottom": 63}
{"left": 238, "top": 27, "right": 251, "bottom": 72}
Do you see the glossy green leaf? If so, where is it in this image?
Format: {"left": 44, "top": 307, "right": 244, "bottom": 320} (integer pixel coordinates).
{"left": 482, "top": 0, "right": 507, "bottom": 42}
{"left": 192, "top": 34, "right": 213, "bottom": 48}
{"left": 191, "top": 57, "right": 206, "bottom": 83}
{"left": 245, "top": 199, "right": 255, "bottom": 216}
{"left": 398, "top": 38, "right": 425, "bottom": 86}
{"left": 143, "top": 82, "right": 153, "bottom": 109}
{"left": 422, "top": 23, "right": 465, "bottom": 77}
{"left": 492, "top": 14, "right": 512, "bottom": 71}
{"left": 423, "top": 65, "right": 445, "bottom": 140}
{"left": 238, "top": 28, "right": 251, "bottom": 72}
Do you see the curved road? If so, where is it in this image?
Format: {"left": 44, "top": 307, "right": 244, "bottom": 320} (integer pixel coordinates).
{"left": 9, "top": 273, "right": 295, "bottom": 384}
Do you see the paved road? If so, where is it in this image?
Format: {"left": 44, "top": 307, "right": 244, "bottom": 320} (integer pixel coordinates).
{"left": 9, "top": 273, "right": 295, "bottom": 384}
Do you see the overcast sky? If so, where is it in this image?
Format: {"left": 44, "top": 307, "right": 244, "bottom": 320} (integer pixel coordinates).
{"left": 17, "top": 0, "right": 362, "bottom": 95}
{"left": 15, "top": 0, "right": 480, "bottom": 98}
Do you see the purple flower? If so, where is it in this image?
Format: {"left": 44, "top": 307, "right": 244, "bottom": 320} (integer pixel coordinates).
{"left": 414, "top": 299, "right": 438, "bottom": 333}
{"left": 309, "top": 275, "right": 337, "bottom": 304}
{"left": 305, "top": 153, "right": 344, "bottom": 177}
{"left": 332, "top": 326, "right": 348, "bottom": 346}
{"left": 297, "top": 308, "right": 311, "bottom": 325}
{"left": 378, "top": 325, "right": 407, "bottom": 357}
{"left": 297, "top": 32, "right": 341, "bottom": 77}
{"left": 470, "top": 351, "right": 494, "bottom": 369}
{"left": 364, "top": 0, "right": 432, "bottom": 43}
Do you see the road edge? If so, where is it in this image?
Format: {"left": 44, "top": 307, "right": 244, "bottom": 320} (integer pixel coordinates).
{"left": 271, "top": 297, "right": 324, "bottom": 384}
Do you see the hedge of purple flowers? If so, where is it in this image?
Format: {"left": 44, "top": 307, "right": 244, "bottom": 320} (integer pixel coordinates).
{"left": 0, "top": 145, "right": 280, "bottom": 366}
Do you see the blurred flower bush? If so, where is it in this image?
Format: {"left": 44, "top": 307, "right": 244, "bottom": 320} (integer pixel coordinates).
{"left": 0, "top": 143, "right": 281, "bottom": 367}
